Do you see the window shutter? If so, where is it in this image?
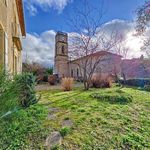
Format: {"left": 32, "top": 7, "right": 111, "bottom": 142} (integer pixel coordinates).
{"left": 0, "top": 30, "right": 4, "bottom": 66}
{"left": 0, "top": 30, "right": 3, "bottom": 51}
{"left": 4, "top": 32, "right": 8, "bottom": 71}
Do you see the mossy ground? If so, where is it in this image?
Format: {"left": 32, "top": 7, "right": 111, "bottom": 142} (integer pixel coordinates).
{"left": 40, "top": 86, "right": 150, "bottom": 150}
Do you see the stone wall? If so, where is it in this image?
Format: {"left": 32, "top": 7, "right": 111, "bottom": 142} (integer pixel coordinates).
{"left": 0, "top": 0, "right": 23, "bottom": 74}
{"left": 121, "top": 58, "right": 150, "bottom": 79}
{"left": 69, "top": 54, "right": 122, "bottom": 79}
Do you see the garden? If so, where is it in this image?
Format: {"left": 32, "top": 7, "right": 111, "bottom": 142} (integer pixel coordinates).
{"left": 0, "top": 69, "right": 150, "bottom": 149}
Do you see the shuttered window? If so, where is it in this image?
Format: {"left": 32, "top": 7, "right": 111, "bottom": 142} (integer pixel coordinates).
{"left": 4, "top": 32, "right": 8, "bottom": 71}
{"left": 0, "top": 30, "right": 4, "bottom": 66}
{"left": 71, "top": 69, "right": 73, "bottom": 77}
{"left": 77, "top": 68, "right": 79, "bottom": 77}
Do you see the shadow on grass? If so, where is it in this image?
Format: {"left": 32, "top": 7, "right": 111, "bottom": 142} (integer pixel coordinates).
{"left": 40, "top": 89, "right": 86, "bottom": 107}
{"left": 90, "top": 89, "right": 133, "bottom": 105}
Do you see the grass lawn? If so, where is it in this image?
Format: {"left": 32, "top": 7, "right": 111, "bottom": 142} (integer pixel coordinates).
{"left": 39, "top": 86, "right": 150, "bottom": 150}
{"left": 0, "top": 86, "right": 150, "bottom": 149}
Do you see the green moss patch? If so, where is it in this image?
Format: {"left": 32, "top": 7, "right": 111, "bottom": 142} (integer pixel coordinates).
{"left": 91, "top": 89, "right": 133, "bottom": 104}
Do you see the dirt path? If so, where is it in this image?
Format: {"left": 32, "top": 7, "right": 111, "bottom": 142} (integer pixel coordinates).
{"left": 35, "top": 83, "right": 83, "bottom": 92}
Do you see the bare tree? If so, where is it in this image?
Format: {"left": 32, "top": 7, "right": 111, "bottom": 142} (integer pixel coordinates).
{"left": 115, "top": 34, "right": 130, "bottom": 82}
{"left": 136, "top": 0, "right": 150, "bottom": 57}
{"left": 68, "top": 0, "right": 120, "bottom": 90}
{"left": 114, "top": 35, "right": 129, "bottom": 59}
{"left": 134, "top": 1, "right": 150, "bottom": 79}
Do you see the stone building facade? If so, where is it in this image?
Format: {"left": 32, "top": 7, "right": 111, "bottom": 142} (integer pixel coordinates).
{"left": 54, "top": 32, "right": 122, "bottom": 78}
{"left": 69, "top": 51, "right": 122, "bottom": 79}
{"left": 54, "top": 32, "right": 150, "bottom": 79}
{"left": 0, "top": 0, "right": 26, "bottom": 74}
{"left": 121, "top": 57, "right": 150, "bottom": 79}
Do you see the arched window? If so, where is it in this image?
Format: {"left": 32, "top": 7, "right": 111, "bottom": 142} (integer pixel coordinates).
{"left": 71, "top": 69, "right": 73, "bottom": 77}
{"left": 62, "top": 45, "right": 65, "bottom": 54}
{"left": 77, "top": 68, "right": 79, "bottom": 77}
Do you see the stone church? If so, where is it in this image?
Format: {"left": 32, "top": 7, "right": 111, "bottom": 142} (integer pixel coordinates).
{"left": 54, "top": 31, "right": 122, "bottom": 79}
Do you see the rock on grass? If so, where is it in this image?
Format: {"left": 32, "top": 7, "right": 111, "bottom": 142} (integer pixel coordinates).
{"left": 45, "top": 131, "right": 62, "bottom": 149}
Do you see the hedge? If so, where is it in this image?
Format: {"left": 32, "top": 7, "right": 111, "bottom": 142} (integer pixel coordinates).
{"left": 119, "top": 78, "right": 150, "bottom": 87}
{"left": 91, "top": 90, "right": 133, "bottom": 104}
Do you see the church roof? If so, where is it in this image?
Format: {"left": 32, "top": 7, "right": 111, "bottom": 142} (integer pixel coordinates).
{"left": 70, "top": 51, "right": 122, "bottom": 63}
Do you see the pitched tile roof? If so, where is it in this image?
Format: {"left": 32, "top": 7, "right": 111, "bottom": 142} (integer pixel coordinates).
{"left": 70, "top": 51, "right": 122, "bottom": 63}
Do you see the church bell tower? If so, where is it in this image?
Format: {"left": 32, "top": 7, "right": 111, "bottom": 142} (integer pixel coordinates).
{"left": 54, "top": 32, "right": 69, "bottom": 78}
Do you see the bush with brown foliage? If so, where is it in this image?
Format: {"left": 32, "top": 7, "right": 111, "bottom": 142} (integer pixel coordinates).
{"left": 91, "top": 74, "right": 112, "bottom": 88}
{"left": 48, "top": 75, "right": 57, "bottom": 85}
{"left": 23, "top": 62, "right": 54, "bottom": 84}
{"left": 61, "top": 78, "right": 74, "bottom": 91}
{"left": 23, "top": 62, "right": 45, "bottom": 75}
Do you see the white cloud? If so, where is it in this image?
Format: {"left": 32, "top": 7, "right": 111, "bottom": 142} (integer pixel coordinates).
{"left": 22, "top": 30, "right": 56, "bottom": 67}
{"left": 22, "top": 19, "right": 145, "bottom": 67}
{"left": 97, "top": 19, "right": 144, "bottom": 58}
{"left": 24, "top": 0, "right": 72, "bottom": 15}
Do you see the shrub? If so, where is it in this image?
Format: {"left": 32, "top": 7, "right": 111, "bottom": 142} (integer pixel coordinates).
{"left": 91, "top": 75, "right": 112, "bottom": 88}
{"left": 48, "top": 75, "right": 57, "bottom": 85}
{"left": 0, "top": 104, "right": 48, "bottom": 149}
{"left": 119, "top": 78, "right": 150, "bottom": 87}
{"left": 60, "top": 127, "right": 71, "bottom": 137}
{"left": 144, "top": 85, "right": 150, "bottom": 92}
{"left": 36, "top": 75, "right": 44, "bottom": 84}
{"left": 15, "top": 73, "right": 39, "bottom": 108}
{"left": 43, "top": 75, "right": 48, "bottom": 82}
{"left": 0, "top": 69, "right": 18, "bottom": 117}
{"left": 61, "top": 77, "right": 74, "bottom": 91}
{"left": 22, "top": 62, "right": 46, "bottom": 76}
{"left": 91, "top": 90, "right": 132, "bottom": 104}
{"left": 46, "top": 68, "right": 53, "bottom": 75}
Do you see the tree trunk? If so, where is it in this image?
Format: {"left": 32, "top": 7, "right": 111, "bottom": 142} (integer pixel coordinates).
{"left": 115, "top": 72, "right": 121, "bottom": 86}
{"left": 122, "top": 72, "right": 126, "bottom": 84}
{"left": 83, "top": 70, "right": 89, "bottom": 90}
{"left": 83, "top": 81, "right": 89, "bottom": 90}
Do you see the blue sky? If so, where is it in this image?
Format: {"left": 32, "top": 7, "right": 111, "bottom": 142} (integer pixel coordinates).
{"left": 23, "top": 0, "right": 146, "bottom": 67}
{"left": 24, "top": 0, "right": 145, "bottom": 34}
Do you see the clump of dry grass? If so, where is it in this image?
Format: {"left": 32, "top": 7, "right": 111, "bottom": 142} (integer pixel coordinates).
{"left": 61, "top": 77, "right": 74, "bottom": 91}
{"left": 91, "top": 74, "right": 112, "bottom": 88}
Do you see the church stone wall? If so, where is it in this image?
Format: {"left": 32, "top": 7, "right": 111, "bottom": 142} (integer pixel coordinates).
{"left": 54, "top": 32, "right": 69, "bottom": 78}
{"left": 69, "top": 54, "right": 122, "bottom": 79}
{"left": 54, "top": 31, "right": 122, "bottom": 79}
